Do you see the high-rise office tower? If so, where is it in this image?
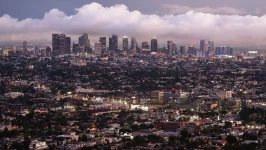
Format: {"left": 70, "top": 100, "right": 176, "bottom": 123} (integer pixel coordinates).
{"left": 72, "top": 43, "right": 82, "bottom": 54}
{"left": 79, "top": 33, "right": 90, "bottom": 53}
{"left": 230, "top": 47, "right": 234, "bottom": 56}
{"left": 204, "top": 44, "right": 209, "bottom": 57}
{"left": 188, "top": 46, "right": 196, "bottom": 55}
{"left": 151, "top": 37, "right": 158, "bottom": 52}
{"left": 113, "top": 34, "right": 119, "bottom": 50}
{"left": 208, "top": 41, "right": 215, "bottom": 56}
{"left": 123, "top": 36, "right": 129, "bottom": 51}
{"left": 99, "top": 37, "right": 106, "bottom": 54}
{"left": 79, "top": 33, "right": 90, "bottom": 47}
{"left": 215, "top": 46, "right": 220, "bottom": 55}
{"left": 46, "top": 47, "right": 52, "bottom": 57}
{"left": 23, "top": 41, "right": 28, "bottom": 51}
{"left": 215, "top": 46, "right": 226, "bottom": 56}
{"left": 167, "top": 41, "right": 173, "bottom": 56}
{"left": 52, "top": 34, "right": 64, "bottom": 56}
{"left": 40, "top": 49, "right": 46, "bottom": 57}
{"left": 113, "top": 34, "right": 118, "bottom": 50}
{"left": 52, "top": 34, "right": 71, "bottom": 56}
{"left": 130, "top": 37, "right": 138, "bottom": 49}
{"left": 141, "top": 41, "right": 149, "bottom": 50}
{"left": 200, "top": 40, "right": 206, "bottom": 57}
{"left": 207, "top": 44, "right": 211, "bottom": 57}
{"left": 172, "top": 43, "right": 177, "bottom": 54}
{"left": 108, "top": 37, "right": 113, "bottom": 50}
{"left": 94, "top": 42, "right": 102, "bottom": 55}
{"left": 200, "top": 40, "right": 205, "bottom": 51}
{"left": 226, "top": 46, "right": 230, "bottom": 55}
{"left": 66, "top": 37, "right": 71, "bottom": 54}
{"left": 215, "top": 46, "right": 233, "bottom": 56}
{"left": 72, "top": 42, "right": 77, "bottom": 54}
{"left": 34, "top": 46, "right": 40, "bottom": 56}
{"left": 226, "top": 46, "right": 234, "bottom": 56}
{"left": 222, "top": 46, "right": 227, "bottom": 55}
{"left": 180, "top": 46, "right": 186, "bottom": 55}
{"left": 135, "top": 38, "right": 138, "bottom": 49}
{"left": 109, "top": 35, "right": 118, "bottom": 51}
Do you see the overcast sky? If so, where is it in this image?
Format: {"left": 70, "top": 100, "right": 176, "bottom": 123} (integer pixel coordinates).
{"left": 1, "top": 0, "right": 266, "bottom": 46}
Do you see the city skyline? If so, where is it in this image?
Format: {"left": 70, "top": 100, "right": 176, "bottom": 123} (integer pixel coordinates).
{"left": 0, "top": 2, "right": 266, "bottom": 46}
{"left": 17, "top": 32, "right": 234, "bottom": 58}
{"left": 1, "top": 1, "right": 266, "bottom": 149}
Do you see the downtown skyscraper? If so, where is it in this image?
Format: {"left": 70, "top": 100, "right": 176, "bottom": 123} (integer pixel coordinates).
{"left": 172, "top": 43, "right": 177, "bottom": 55}
{"left": 141, "top": 41, "right": 149, "bottom": 50}
{"left": 215, "top": 46, "right": 233, "bottom": 56}
{"left": 200, "top": 40, "right": 205, "bottom": 52}
{"left": 79, "top": 33, "right": 90, "bottom": 53}
{"left": 66, "top": 37, "right": 71, "bottom": 54}
{"left": 188, "top": 46, "right": 196, "bottom": 56}
{"left": 109, "top": 34, "right": 118, "bottom": 51}
{"left": 167, "top": 41, "right": 173, "bottom": 56}
{"left": 208, "top": 41, "right": 215, "bottom": 56}
{"left": 123, "top": 36, "right": 129, "bottom": 51}
{"left": 151, "top": 37, "right": 158, "bottom": 52}
{"left": 23, "top": 41, "right": 28, "bottom": 52}
{"left": 200, "top": 40, "right": 210, "bottom": 57}
{"left": 180, "top": 46, "right": 186, "bottom": 55}
{"left": 52, "top": 34, "right": 71, "bottom": 56}
{"left": 100, "top": 37, "right": 107, "bottom": 54}
{"left": 130, "top": 37, "right": 138, "bottom": 49}
{"left": 94, "top": 42, "right": 102, "bottom": 55}
{"left": 79, "top": 33, "right": 90, "bottom": 47}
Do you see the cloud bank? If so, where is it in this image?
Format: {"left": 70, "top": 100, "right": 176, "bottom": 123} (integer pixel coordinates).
{"left": 0, "top": 2, "right": 266, "bottom": 46}
{"left": 161, "top": 4, "right": 246, "bottom": 15}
